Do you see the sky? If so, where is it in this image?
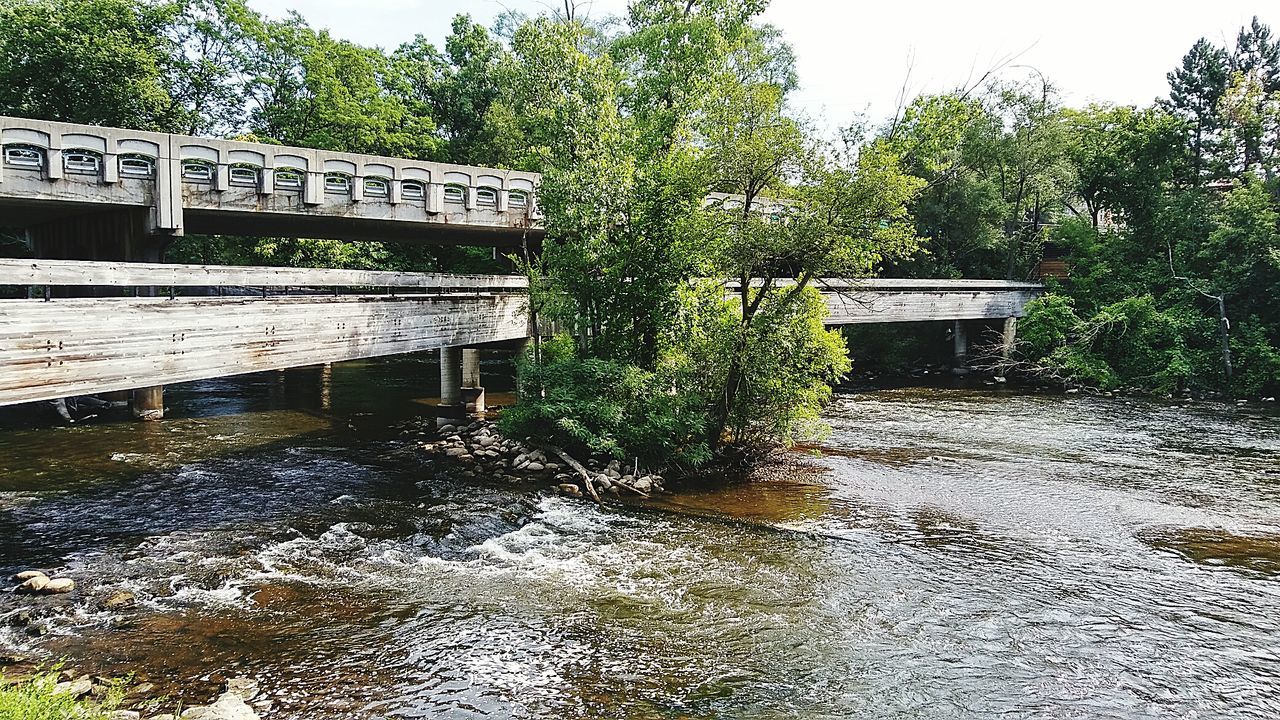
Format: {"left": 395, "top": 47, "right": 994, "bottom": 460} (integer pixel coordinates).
{"left": 251, "top": 0, "right": 1270, "bottom": 132}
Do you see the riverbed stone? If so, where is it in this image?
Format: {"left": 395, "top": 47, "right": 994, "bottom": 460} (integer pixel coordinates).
{"left": 103, "top": 590, "right": 136, "bottom": 610}
{"left": 179, "top": 691, "right": 259, "bottom": 720}
{"left": 15, "top": 570, "right": 46, "bottom": 582}
{"left": 525, "top": 462, "right": 545, "bottom": 472}
{"left": 225, "top": 676, "right": 259, "bottom": 701}
{"left": 107, "top": 711, "right": 141, "bottom": 720}
{"left": 53, "top": 675, "right": 93, "bottom": 698}
{"left": 20, "top": 575, "right": 49, "bottom": 592}
{"left": 633, "top": 477, "right": 653, "bottom": 493}
{"left": 557, "top": 483, "right": 582, "bottom": 498}
{"left": 44, "top": 578, "right": 75, "bottom": 594}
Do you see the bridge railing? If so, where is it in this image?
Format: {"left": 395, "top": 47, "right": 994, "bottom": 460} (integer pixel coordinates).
{"left": 0, "top": 258, "right": 529, "bottom": 294}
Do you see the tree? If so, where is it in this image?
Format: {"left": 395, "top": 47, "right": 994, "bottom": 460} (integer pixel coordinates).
{"left": 161, "top": 0, "right": 256, "bottom": 136}
{"left": 878, "top": 80, "right": 1072, "bottom": 280}
{"left": 242, "top": 11, "right": 438, "bottom": 158}
{"left": 1164, "top": 38, "right": 1230, "bottom": 181}
{"left": 0, "top": 0, "right": 178, "bottom": 129}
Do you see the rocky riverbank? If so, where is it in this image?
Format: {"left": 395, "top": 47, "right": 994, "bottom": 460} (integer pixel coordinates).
{"left": 409, "top": 418, "right": 670, "bottom": 501}
{"left": 0, "top": 658, "right": 266, "bottom": 719}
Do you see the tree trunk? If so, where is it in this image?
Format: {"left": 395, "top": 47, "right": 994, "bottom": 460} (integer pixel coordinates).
{"left": 1217, "top": 295, "right": 1233, "bottom": 382}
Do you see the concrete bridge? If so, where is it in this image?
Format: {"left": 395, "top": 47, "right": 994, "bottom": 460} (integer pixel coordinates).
{"left": 0, "top": 117, "right": 1040, "bottom": 422}
{"left": 1, "top": 116, "right": 543, "bottom": 253}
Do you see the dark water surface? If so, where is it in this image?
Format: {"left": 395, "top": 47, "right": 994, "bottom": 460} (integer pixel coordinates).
{"left": 1, "top": 360, "right": 1278, "bottom": 719}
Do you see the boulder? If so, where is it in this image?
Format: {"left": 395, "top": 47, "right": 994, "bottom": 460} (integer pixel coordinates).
{"left": 557, "top": 483, "right": 583, "bottom": 498}
{"left": 438, "top": 424, "right": 457, "bottom": 434}
{"left": 445, "top": 447, "right": 468, "bottom": 457}
{"left": 525, "top": 462, "right": 545, "bottom": 472}
{"left": 224, "top": 676, "right": 259, "bottom": 702}
{"left": 44, "top": 578, "right": 75, "bottom": 593}
{"left": 15, "top": 570, "right": 47, "bottom": 582}
{"left": 107, "top": 711, "right": 141, "bottom": 720}
{"left": 633, "top": 477, "right": 653, "bottom": 493}
{"left": 20, "top": 575, "right": 49, "bottom": 592}
{"left": 179, "top": 691, "right": 260, "bottom": 720}
{"left": 103, "top": 590, "right": 136, "bottom": 610}
{"left": 53, "top": 676, "right": 93, "bottom": 698}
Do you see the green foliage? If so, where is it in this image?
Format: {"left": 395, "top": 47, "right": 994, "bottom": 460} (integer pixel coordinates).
{"left": 0, "top": 0, "right": 178, "bottom": 129}
{"left": 499, "top": 335, "right": 710, "bottom": 467}
{"left": 240, "top": 11, "right": 438, "bottom": 158}
{"left": 1017, "top": 294, "right": 1207, "bottom": 392}
{"left": 0, "top": 671, "right": 122, "bottom": 720}
{"left": 666, "top": 283, "right": 850, "bottom": 448}
{"left": 879, "top": 80, "right": 1073, "bottom": 280}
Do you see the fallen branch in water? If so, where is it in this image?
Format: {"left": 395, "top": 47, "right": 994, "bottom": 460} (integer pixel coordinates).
{"left": 539, "top": 443, "right": 603, "bottom": 507}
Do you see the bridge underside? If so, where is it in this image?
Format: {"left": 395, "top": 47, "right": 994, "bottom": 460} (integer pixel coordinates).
{"left": 2, "top": 200, "right": 542, "bottom": 249}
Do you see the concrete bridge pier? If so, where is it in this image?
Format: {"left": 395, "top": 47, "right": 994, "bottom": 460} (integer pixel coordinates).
{"left": 437, "top": 346, "right": 465, "bottom": 428}
{"left": 1000, "top": 317, "right": 1018, "bottom": 358}
{"left": 952, "top": 320, "right": 969, "bottom": 368}
{"left": 462, "top": 348, "right": 485, "bottom": 414}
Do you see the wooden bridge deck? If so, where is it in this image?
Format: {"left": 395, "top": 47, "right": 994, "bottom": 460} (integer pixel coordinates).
{"left": 0, "top": 260, "right": 1041, "bottom": 407}
{"left": 0, "top": 260, "right": 528, "bottom": 406}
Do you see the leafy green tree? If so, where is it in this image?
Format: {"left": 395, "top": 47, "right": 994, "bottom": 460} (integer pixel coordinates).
{"left": 242, "top": 11, "right": 438, "bottom": 158}
{"left": 0, "top": 0, "right": 178, "bottom": 129}
{"left": 161, "top": 0, "right": 256, "bottom": 136}
{"left": 878, "top": 81, "right": 1072, "bottom": 280}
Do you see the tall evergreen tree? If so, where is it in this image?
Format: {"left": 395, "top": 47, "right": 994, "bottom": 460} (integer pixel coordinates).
{"left": 1232, "top": 16, "right": 1280, "bottom": 92}
{"left": 1164, "top": 38, "right": 1229, "bottom": 181}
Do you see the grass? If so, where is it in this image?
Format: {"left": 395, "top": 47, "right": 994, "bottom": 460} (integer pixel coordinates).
{"left": 0, "top": 671, "right": 122, "bottom": 720}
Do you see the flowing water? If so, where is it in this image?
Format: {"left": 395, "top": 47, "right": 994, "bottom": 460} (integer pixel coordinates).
{"left": 1, "top": 359, "right": 1278, "bottom": 719}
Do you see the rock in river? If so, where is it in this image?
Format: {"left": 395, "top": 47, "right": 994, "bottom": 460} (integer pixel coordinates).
{"left": 178, "top": 690, "right": 260, "bottom": 720}
{"left": 44, "top": 578, "right": 75, "bottom": 594}
{"left": 20, "top": 575, "right": 49, "bottom": 592}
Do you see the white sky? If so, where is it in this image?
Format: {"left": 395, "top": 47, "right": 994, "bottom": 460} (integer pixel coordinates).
{"left": 253, "top": 0, "right": 1270, "bottom": 131}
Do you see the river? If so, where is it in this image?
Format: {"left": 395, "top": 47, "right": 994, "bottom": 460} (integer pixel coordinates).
{"left": 1, "top": 358, "right": 1278, "bottom": 719}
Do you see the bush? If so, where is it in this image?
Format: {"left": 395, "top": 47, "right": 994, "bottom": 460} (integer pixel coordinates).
{"left": 499, "top": 335, "right": 711, "bottom": 467}
{"left": 665, "top": 283, "right": 850, "bottom": 448}
{"left": 1017, "top": 293, "right": 1201, "bottom": 392}
{"left": 0, "top": 671, "right": 121, "bottom": 720}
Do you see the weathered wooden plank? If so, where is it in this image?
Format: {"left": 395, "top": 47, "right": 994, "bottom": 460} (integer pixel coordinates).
{"left": 823, "top": 289, "right": 1040, "bottom": 324}
{"left": 730, "top": 278, "right": 1044, "bottom": 291}
{"left": 0, "top": 294, "right": 528, "bottom": 406}
{"left": 0, "top": 258, "right": 529, "bottom": 290}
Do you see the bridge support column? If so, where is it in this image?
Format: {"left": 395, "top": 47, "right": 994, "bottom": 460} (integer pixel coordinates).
{"left": 131, "top": 386, "right": 164, "bottom": 421}
{"left": 461, "top": 348, "right": 485, "bottom": 414}
{"left": 1000, "top": 317, "right": 1018, "bottom": 360}
{"left": 953, "top": 320, "right": 969, "bottom": 368}
{"left": 437, "top": 346, "right": 465, "bottom": 428}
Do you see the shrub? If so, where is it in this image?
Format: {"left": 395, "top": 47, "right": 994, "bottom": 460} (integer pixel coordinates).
{"left": 499, "top": 335, "right": 711, "bottom": 467}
